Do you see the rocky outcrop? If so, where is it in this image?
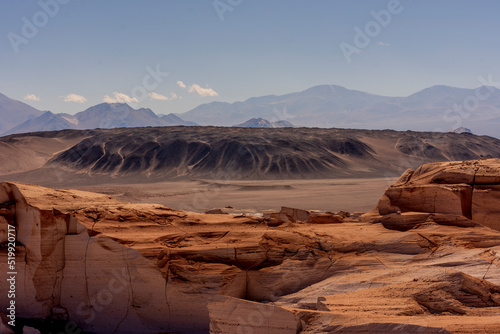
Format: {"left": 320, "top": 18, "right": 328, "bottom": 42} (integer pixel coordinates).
{"left": 2, "top": 173, "right": 500, "bottom": 333}
{"left": 364, "top": 159, "right": 500, "bottom": 231}
{"left": 208, "top": 296, "right": 301, "bottom": 333}
{"left": 263, "top": 206, "right": 345, "bottom": 226}
{"left": 318, "top": 272, "right": 500, "bottom": 316}
{"left": 0, "top": 182, "right": 181, "bottom": 333}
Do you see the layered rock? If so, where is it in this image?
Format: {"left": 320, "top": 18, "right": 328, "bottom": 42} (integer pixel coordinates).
{"left": 1, "top": 163, "right": 500, "bottom": 333}
{"left": 365, "top": 158, "right": 500, "bottom": 231}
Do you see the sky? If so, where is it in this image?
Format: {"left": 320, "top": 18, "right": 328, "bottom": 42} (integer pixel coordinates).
{"left": 1, "top": 0, "right": 500, "bottom": 115}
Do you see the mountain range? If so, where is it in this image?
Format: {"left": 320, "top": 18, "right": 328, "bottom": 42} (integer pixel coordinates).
{"left": 180, "top": 85, "right": 500, "bottom": 137}
{"left": 1, "top": 84, "right": 499, "bottom": 137}
{"left": 2, "top": 102, "right": 197, "bottom": 135}
{"left": 0, "top": 92, "right": 44, "bottom": 133}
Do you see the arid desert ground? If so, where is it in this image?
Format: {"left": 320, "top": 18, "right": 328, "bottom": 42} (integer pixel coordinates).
{"left": 72, "top": 177, "right": 395, "bottom": 215}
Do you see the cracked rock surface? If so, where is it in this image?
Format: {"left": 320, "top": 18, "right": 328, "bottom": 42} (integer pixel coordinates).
{"left": 0, "top": 159, "right": 500, "bottom": 333}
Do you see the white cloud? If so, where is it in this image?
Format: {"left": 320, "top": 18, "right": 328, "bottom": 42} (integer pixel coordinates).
{"left": 103, "top": 92, "right": 138, "bottom": 103}
{"left": 62, "top": 93, "right": 87, "bottom": 103}
{"left": 24, "top": 94, "right": 40, "bottom": 101}
{"left": 148, "top": 92, "right": 168, "bottom": 100}
{"left": 148, "top": 92, "right": 178, "bottom": 101}
{"left": 378, "top": 41, "right": 390, "bottom": 46}
{"left": 177, "top": 81, "right": 186, "bottom": 89}
{"left": 188, "top": 84, "right": 219, "bottom": 97}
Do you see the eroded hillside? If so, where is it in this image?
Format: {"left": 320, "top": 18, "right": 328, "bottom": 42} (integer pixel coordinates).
{"left": 1, "top": 127, "right": 500, "bottom": 184}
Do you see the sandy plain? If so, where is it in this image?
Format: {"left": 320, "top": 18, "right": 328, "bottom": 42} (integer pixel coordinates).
{"left": 69, "top": 177, "right": 396, "bottom": 215}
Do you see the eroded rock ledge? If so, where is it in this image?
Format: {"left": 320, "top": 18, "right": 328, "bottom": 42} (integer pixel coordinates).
{"left": 0, "top": 159, "right": 500, "bottom": 333}
{"left": 364, "top": 158, "right": 500, "bottom": 231}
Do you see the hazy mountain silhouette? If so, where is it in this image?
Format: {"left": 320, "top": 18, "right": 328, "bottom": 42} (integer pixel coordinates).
{"left": 5, "top": 103, "right": 198, "bottom": 135}
{"left": 179, "top": 84, "right": 500, "bottom": 137}
{"left": 233, "top": 118, "right": 294, "bottom": 128}
{"left": 0, "top": 92, "right": 44, "bottom": 133}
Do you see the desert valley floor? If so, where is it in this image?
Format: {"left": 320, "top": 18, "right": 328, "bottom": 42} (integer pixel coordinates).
{"left": 72, "top": 177, "right": 396, "bottom": 215}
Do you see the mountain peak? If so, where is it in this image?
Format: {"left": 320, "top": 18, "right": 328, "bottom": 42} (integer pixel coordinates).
{"left": 449, "top": 127, "right": 473, "bottom": 134}
{"left": 90, "top": 102, "right": 132, "bottom": 110}
{"left": 159, "top": 113, "right": 199, "bottom": 126}
{"left": 233, "top": 118, "right": 294, "bottom": 128}
{"left": 0, "top": 92, "right": 44, "bottom": 134}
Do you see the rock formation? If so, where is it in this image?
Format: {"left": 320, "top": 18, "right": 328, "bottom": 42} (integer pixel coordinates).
{"left": 364, "top": 158, "right": 500, "bottom": 231}
{"left": 1, "top": 159, "right": 500, "bottom": 333}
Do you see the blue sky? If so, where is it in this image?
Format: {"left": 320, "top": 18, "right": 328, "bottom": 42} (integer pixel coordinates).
{"left": 1, "top": 0, "right": 500, "bottom": 115}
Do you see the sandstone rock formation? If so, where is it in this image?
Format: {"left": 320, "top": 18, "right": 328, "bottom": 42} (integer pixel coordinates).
{"left": 263, "top": 206, "right": 344, "bottom": 226}
{"left": 1, "top": 158, "right": 500, "bottom": 333}
{"left": 364, "top": 158, "right": 500, "bottom": 231}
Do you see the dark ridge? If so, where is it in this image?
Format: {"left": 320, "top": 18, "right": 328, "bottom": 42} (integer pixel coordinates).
{"left": 2, "top": 126, "right": 500, "bottom": 181}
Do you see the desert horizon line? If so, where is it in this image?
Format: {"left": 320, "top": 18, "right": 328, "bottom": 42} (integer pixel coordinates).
{"left": 9, "top": 81, "right": 500, "bottom": 115}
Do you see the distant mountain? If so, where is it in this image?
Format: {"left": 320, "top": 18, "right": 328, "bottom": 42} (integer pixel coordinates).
{"left": 233, "top": 118, "right": 294, "bottom": 128}
{"left": 180, "top": 85, "right": 390, "bottom": 127}
{"left": 3, "top": 85, "right": 500, "bottom": 137}
{"left": 5, "top": 103, "right": 197, "bottom": 135}
{"left": 449, "top": 127, "right": 472, "bottom": 134}
{"left": 159, "top": 113, "right": 198, "bottom": 126}
{"left": 273, "top": 120, "right": 295, "bottom": 128}
{"left": 0, "top": 92, "right": 44, "bottom": 134}
{"left": 179, "top": 84, "right": 500, "bottom": 138}
{"left": 75, "top": 103, "right": 165, "bottom": 129}
{"left": 5, "top": 111, "right": 76, "bottom": 134}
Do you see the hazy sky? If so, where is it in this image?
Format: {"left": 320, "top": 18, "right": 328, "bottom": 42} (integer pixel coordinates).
{"left": 1, "top": 0, "right": 500, "bottom": 115}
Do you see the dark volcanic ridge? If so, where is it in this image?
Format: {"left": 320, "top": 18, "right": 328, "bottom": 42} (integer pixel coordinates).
{"left": 2, "top": 126, "right": 500, "bottom": 184}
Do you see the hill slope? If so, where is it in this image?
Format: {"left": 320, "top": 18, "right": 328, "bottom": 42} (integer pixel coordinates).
{"left": 2, "top": 127, "right": 500, "bottom": 185}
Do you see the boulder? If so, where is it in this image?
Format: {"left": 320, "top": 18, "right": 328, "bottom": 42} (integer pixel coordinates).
{"left": 307, "top": 213, "right": 344, "bottom": 224}
{"left": 280, "top": 206, "right": 309, "bottom": 222}
{"left": 263, "top": 212, "right": 290, "bottom": 226}
{"left": 365, "top": 159, "right": 500, "bottom": 231}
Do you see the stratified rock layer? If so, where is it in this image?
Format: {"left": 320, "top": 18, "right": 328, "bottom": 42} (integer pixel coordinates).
{"left": 365, "top": 158, "right": 500, "bottom": 231}
{"left": 1, "top": 158, "right": 500, "bottom": 333}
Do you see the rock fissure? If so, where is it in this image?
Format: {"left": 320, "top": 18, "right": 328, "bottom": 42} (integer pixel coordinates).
{"left": 83, "top": 215, "right": 99, "bottom": 309}
{"left": 112, "top": 248, "right": 133, "bottom": 334}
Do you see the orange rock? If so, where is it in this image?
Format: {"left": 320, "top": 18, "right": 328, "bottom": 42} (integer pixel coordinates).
{"left": 307, "top": 213, "right": 344, "bottom": 224}
{"left": 366, "top": 158, "right": 500, "bottom": 231}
